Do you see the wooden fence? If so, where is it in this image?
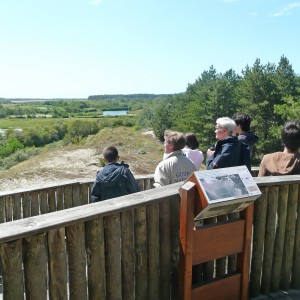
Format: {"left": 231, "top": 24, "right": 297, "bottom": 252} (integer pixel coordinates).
{"left": 0, "top": 173, "right": 299, "bottom": 299}
{"left": 0, "top": 175, "right": 154, "bottom": 223}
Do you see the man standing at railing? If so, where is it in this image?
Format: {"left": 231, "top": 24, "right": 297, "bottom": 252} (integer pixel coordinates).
{"left": 154, "top": 130, "right": 196, "bottom": 187}
{"left": 258, "top": 120, "right": 300, "bottom": 176}
{"left": 90, "top": 146, "right": 140, "bottom": 202}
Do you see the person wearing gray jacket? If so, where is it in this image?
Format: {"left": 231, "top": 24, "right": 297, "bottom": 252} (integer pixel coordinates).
{"left": 154, "top": 130, "right": 196, "bottom": 187}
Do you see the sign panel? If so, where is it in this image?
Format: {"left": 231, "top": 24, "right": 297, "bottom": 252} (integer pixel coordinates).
{"left": 187, "top": 166, "right": 261, "bottom": 219}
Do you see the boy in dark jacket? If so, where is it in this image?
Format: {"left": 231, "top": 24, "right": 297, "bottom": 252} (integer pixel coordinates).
{"left": 232, "top": 112, "right": 259, "bottom": 156}
{"left": 90, "top": 146, "right": 140, "bottom": 202}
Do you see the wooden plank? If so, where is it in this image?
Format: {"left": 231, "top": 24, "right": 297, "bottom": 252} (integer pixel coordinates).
{"left": 121, "top": 210, "right": 135, "bottom": 300}
{"left": 56, "top": 187, "right": 64, "bottom": 211}
{"left": 255, "top": 175, "right": 300, "bottom": 187}
{"left": 30, "top": 191, "right": 39, "bottom": 216}
{"left": 13, "top": 193, "right": 22, "bottom": 220}
{"left": 86, "top": 217, "right": 106, "bottom": 300}
{"left": 23, "top": 234, "right": 48, "bottom": 300}
{"left": 216, "top": 215, "right": 228, "bottom": 276}
{"left": 249, "top": 186, "right": 268, "bottom": 297}
{"left": 280, "top": 184, "right": 298, "bottom": 290}
{"left": 261, "top": 186, "right": 279, "bottom": 294}
{"left": 147, "top": 202, "right": 160, "bottom": 300}
{"left": 64, "top": 185, "right": 73, "bottom": 209}
{"left": 0, "top": 196, "right": 5, "bottom": 223}
{"left": 80, "top": 183, "right": 89, "bottom": 205}
{"left": 135, "top": 205, "right": 148, "bottom": 299}
{"left": 159, "top": 197, "right": 171, "bottom": 300}
{"left": 72, "top": 183, "right": 81, "bottom": 207}
{"left": 237, "top": 204, "right": 254, "bottom": 300}
{"left": 191, "top": 273, "right": 241, "bottom": 300}
{"left": 192, "top": 220, "right": 245, "bottom": 264}
{"left": 5, "top": 195, "right": 13, "bottom": 222}
{"left": 170, "top": 194, "right": 181, "bottom": 300}
{"left": 0, "top": 239, "right": 24, "bottom": 299}
{"left": 137, "top": 178, "right": 145, "bottom": 191}
{"left": 291, "top": 184, "right": 300, "bottom": 289}
{"left": 202, "top": 216, "right": 217, "bottom": 281}
{"left": 22, "top": 192, "right": 31, "bottom": 218}
{"left": 178, "top": 182, "right": 196, "bottom": 300}
{"left": 104, "top": 214, "right": 122, "bottom": 300}
{"left": 66, "top": 222, "right": 88, "bottom": 300}
{"left": 39, "top": 190, "right": 49, "bottom": 214}
{"left": 271, "top": 184, "right": 289, "bottom": 292}
{"left": 227, "top": 212, "right": 240, "bottom": 273}
{"left": 48, "top": 228, "right": 68, "bottom": 300}
{"left": 48, "top": 188, "right": 56, "bottom": 212}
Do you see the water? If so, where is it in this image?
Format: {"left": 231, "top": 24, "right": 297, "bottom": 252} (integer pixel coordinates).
{"left": 102, "top": 110, "right": 127, "bottom": 116}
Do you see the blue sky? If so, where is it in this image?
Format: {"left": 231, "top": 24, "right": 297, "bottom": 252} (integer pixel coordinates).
{"left": 0, "top": 0, "right": 299, "bottom": 98}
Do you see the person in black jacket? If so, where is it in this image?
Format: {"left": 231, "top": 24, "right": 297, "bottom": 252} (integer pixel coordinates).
{"left": 206, "top": 117, "right": 250, "bottom": 170}
{"left": 90, "top": 146, "right": 140, "bottom": 202}
{"left": 232, "top": 112, "right": 259, "bottom": 156}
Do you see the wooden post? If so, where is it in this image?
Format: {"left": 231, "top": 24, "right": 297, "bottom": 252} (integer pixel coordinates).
{"left": 179, "top": 180, "right": 254, "bottom": 300}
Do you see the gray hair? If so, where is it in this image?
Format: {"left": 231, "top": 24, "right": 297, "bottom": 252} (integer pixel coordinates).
{"left": 216, "top": 117, "right": 236, "bottom": 133}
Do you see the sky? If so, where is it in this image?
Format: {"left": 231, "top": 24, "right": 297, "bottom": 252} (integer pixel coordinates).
{"left": 0, "top": 0, "right": 299, "bottom": 99}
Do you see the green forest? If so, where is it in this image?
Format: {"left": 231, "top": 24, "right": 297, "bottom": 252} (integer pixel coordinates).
{"left": 0, "top": 55, "right": 299, "bottom": 168}
{"left": 138, "top": 56, "right": 300, "bottom": 165}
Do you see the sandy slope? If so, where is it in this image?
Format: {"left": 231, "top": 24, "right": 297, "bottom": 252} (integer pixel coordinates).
{"left": 0, "top": 130, "right": 162, "bottom": 193}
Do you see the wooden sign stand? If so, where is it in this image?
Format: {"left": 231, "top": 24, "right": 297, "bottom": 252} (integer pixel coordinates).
{"left": 179, "top": 181, "right": 253, "bottom": 300}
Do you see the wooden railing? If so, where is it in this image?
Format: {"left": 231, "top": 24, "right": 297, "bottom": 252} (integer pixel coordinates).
{"left": 0, "top": 173, "right": 299, "bottom": 299}
{"left": 0, "top": 175, "right": 154, "bottom": 223}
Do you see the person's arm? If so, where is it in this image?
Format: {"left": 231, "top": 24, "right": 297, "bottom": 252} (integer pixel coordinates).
{"left": 206, "top": 144, "right": 234, "bottom": 169}
{"left": 154, "top": 162, "right": 170, "bottom": 187}
{"left": 90, "top": 179, "right": 101, "bottom": 202}
{"left": 258, "top": 156, "right": 267, "bottom": 176}
{"left": 126, "top": 169, "right": 141, "bottom": 193}
{"left": 206, "top": 148, "right": 215, "bottom": 170}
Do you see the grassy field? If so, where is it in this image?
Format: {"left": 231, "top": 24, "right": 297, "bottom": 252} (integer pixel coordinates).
{"left": 0, "top": 117, "right": 90, "bottom": 129}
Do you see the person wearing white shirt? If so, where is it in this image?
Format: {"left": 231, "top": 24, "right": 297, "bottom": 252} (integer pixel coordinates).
{"left": 182, "top": 132, "right": 204, "bottom": 170}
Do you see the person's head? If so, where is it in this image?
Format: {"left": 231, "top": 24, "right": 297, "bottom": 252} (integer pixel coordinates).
{"left": 215, "top": 117, "right": 236, "bottom": 140}
{"left": 281, "top": 120, "right": 300, "bottom": 153}
{"left": 185, "top": 132, "right": 199, "bottom": 150}
{"left": 102, "top": 146, "right": 119, "bottom": 163}
{"left": 164, "top": 130, "right": 186, "bottom": 153}
{"left": 232, "top": 112, "right": 252, "bottom": 133}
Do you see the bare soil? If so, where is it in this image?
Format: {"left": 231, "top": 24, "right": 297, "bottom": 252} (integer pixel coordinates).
{"left": 0, "top": 128, "right": 163, "bottom": 193}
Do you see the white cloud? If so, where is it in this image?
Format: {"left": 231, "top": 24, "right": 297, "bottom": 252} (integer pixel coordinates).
{"left": 90, "top": 0, "right": 103, "bottom": 5}
{"left": 272, "top": 2, "right": 300, "bottom": 17}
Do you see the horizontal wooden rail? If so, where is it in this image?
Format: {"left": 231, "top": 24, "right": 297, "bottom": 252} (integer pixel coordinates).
{"left": 0, "top": 175, "right": 155, "bottom": 223}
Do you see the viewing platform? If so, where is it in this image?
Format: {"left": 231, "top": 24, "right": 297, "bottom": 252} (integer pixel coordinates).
{"left": 0, "top": 171, "right": 300, "bottom": 299}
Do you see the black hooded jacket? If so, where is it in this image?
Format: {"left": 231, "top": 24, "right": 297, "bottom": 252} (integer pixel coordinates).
{"left": 90, "top": 162, "right": 140, "bottom": 202}
{"left": 238, "top": 132, "right": 259, "bottom": 155}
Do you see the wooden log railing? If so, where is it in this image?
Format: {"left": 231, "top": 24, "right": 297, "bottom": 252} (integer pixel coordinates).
{"left": 0, "top": 170, "right": 258, "bottom": 224}
{"left": 0, "top": 173, "right": 299, "bottom": 299}
{"left": 0, "top": 175, "right": 154, "bottom": 223}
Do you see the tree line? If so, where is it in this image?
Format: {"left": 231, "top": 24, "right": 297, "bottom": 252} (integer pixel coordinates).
{"left": 137, "top": 56, "right": 300, "bottom": 165}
